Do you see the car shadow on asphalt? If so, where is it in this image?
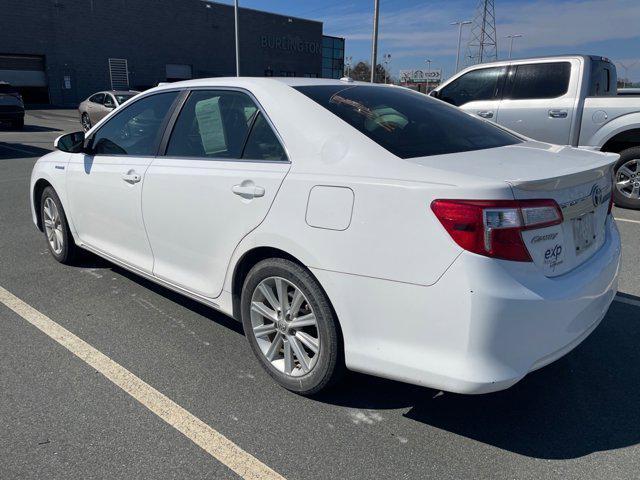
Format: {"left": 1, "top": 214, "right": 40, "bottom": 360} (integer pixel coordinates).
{"left": 0, "top": 123, "right": 62, "bottom": 133}
{"left": 315, "top": 299, "right": 640, "bottom": 460}
{"left": 73, "top": 252, "right": 640, "bottom": 459}
{"left": 0, "top": 143, "right": 52, "bottom": 160}
{"left": 101, "top": 260, "right": 244, "bottom": 336}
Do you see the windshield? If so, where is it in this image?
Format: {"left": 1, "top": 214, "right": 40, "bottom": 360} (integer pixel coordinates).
{"left": 295, "top": 85, "right": 521, "bottom": 159}
{"left": 0, "top": 84, "right": 18, "bottom": 94}
{"left": 115, "top": 94, "right": 136, "bottom": 105}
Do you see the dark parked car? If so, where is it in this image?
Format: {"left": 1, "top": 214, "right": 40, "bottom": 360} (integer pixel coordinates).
{"left": 0, "top": 82, "right": 25, "bottom": 129}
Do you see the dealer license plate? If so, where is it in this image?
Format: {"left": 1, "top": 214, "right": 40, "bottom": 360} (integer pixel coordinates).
{"left": 572, "top": 212, "right": 596, "bottom": 255}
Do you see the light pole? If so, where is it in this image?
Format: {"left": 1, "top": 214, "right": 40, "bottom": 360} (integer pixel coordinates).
{"left": 505, "top": 34, "right": 523, "bottom": 60}
{"left": 425, "top": 59, "right": 432, "bottom": 91}
{"left": 370, "top": 0, "right": 380, "bottom": 83}
{"left": 234, "top": 0, "right": 240, "bottom": 76}
{"left": 451, "top": 20, "right": 472, "bottom": 73}
{"left": 383, "top": 53, "right": 391, "bottom": 83}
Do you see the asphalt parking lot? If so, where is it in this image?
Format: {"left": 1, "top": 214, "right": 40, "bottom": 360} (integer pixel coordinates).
{"left": 1, "top": 110, "right": 640, "bottom": 480}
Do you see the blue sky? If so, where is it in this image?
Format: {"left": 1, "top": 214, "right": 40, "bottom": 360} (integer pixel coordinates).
{"left": 215, "top": 0, "right": 640, "bottom": 81}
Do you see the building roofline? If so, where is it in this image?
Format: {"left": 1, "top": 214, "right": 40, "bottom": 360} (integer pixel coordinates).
{"left": 322, "top": 34, "right": 345, "bottom": 40}
{"left": 202, "top": 1, "right": 323, "bottom": 25}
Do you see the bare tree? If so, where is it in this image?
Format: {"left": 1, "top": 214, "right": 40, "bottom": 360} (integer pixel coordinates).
{"left": 349, "top": 61, "right": 391, "bottom": 83}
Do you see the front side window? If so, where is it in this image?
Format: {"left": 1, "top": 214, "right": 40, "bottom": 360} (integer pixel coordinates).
{"left": 295, "top": 85, "right": 520, "bottom": 159}
{"left": 103, "top": 94, "right": 115, "bottom": 108}
{"left": 115, "top": 93, "right": 135, "bottom": 105}
{"left": 90, "top": 91, "right": 178, "bottom": 156}
{"left": 166, "top": 90, "right": 259, "bottom": 158}
{"left": 506, "top": 62, "right": 571, "bottom": 100}
{"left": 438, "top": 67, "right": 506, "bottom": 107}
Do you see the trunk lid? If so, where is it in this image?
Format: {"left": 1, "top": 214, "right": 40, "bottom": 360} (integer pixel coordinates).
{"left": 408, "top": 141, "right": 618, "bottom": 276}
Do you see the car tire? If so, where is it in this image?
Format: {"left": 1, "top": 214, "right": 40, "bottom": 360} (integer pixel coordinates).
{"left": 13, "top": 118, "right": 24, "bottom": 130}
{"left": 40, "top": 186, "right": 78, "bottom": 264}
{"left": 613, "top": 147, "right": 640, "bottom": 209}
{"left": 241, "top": 258, "right": 344, "bottom": 395}
{"left": 81, "top": 113, "right": 92, "bottom": 132}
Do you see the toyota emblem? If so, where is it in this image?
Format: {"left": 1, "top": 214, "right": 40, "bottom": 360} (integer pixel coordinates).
{"left": 591, "top": 185, "right": 603, "bottom": 207}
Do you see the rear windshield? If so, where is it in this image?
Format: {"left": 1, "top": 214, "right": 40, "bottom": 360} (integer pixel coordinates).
{"left": 295, "top": 85, "right": 521, "bottom": 159}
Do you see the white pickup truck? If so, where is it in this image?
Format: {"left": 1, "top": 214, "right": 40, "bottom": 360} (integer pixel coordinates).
{"left": 431, "top": 55, "right": 640, "bottom": 208}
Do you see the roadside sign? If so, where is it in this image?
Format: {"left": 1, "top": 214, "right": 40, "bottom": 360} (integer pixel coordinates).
{"left": 399, "top": 69, "right": 442, "bottom": 83}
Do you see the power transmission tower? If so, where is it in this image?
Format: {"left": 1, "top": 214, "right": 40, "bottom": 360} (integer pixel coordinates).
{"left": 466, "top": 0, "right": 498, "bottom": 65}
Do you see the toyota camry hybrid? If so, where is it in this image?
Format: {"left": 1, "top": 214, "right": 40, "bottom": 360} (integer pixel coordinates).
{"left": 30, "top": 78, "right": 621, "bottom": 395}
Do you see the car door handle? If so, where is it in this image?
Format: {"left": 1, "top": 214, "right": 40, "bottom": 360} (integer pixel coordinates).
{"left": 121, "top": 171, "right": 141, "bottom": 184}
{"left": 548, "top": 109, "right": 568, "bottom": 118}
{"left": 232, "top": 184, "right": 265, "bottom": 198}
{"left": 477, "top": 110, "right": 494, "bottom": 119}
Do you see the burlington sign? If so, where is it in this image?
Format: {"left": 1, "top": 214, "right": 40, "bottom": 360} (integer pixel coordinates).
{"left": 260, "top": 35, "right": 320, "bottom": 55}
{"left": 399, "top": 69, "right": 442, "bottom": 83}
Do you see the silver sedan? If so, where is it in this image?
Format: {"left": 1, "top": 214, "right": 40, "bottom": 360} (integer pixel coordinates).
{"left": 78, "top": 90, "right": 138, "bottom": 131}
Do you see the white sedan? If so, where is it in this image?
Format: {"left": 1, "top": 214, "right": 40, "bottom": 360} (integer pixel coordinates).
{"left": 30, "top": 78, "right": 621, "bottom": 395}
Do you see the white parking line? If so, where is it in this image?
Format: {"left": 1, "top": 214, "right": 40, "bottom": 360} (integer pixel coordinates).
{"left": 0, "top": 285, "right": 285, "bottom": 480}
{"left": 615, "top": 217, "right": 640, "bottom": 225}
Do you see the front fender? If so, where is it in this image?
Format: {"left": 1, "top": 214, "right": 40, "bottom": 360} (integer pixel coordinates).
{"left": 30, "top": 151, "right": 74, "bottom": 232}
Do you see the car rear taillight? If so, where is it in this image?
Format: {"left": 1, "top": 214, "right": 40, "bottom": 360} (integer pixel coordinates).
{"left": 431, "top": 199, "right": 563, "bottom": 262}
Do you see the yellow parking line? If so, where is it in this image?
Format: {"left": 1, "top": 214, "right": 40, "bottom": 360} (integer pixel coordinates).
{"left": 0, "top": 285, "right": 285, "bottom": 480}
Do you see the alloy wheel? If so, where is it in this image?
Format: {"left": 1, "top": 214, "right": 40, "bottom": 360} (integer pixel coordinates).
{"left": 249, "top": 276, "right": 320, "bottom": 377}
{"left": 81, "top": 114, "right": 91, "bottom": 132}
{"left": 43, "top": 197, "right": 64, "bottom": 255}
{"left": 616, "top": 159, "right": 640, "bottom": 199}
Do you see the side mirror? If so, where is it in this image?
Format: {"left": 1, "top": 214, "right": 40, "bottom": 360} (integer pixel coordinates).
{"left": 429, "top": 90, "right": 440, "bottom": 98}
{"left": 54, "top": 131, "right": 85, "bottom": 153}
{"left": 104, "top": 101, "right": 115, "bottom": 109}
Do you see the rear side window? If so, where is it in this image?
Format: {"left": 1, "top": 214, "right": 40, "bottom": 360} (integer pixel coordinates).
{"left": 506, "top": 62, "right": 571, "bottom": 100}
{"left": 90, "top": 91, "right": 178, "bottom": 156}
{"left": 589, "top": 60, "right": 617, "bottom": 96}
{"left": 90, "top": 93, "right": 105, "bottom": 104}
{"left": 166, "top": 90, "right": 259, "bottom": 158}
{"left": 438, "top": 67, "right": 506, "bottom": 106}
{"left": 242, "top": 113, "right": 287, "bottom": 161}
{"left": 295, "top": 85, "right": 521, "bottom": 159}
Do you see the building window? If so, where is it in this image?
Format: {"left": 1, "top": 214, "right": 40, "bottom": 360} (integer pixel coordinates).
{"left": 321, "top": 36, "right": 345, "bottom": 79}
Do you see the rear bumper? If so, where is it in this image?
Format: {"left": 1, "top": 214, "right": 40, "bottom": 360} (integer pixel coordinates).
{"left": 0, "top": 108, "right": 24, "bottom": 120}
{"left": 312, "top": 217, "right": 621, "bottom": 394}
